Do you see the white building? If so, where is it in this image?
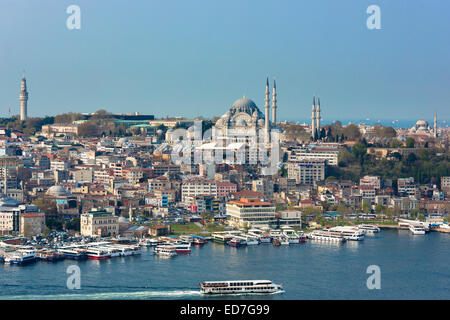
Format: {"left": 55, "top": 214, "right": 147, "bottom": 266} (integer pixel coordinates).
{"left": 181, "top": 179, "right": 217, "bottom": 203}
{"left": 287, "top": 159, "right": 326, "bottom": 185}
{"left": 80, "top": 210, "right": 119, "bottom": 237}
{"left": 226, "top": 197, "right": 276, "bottom": 229}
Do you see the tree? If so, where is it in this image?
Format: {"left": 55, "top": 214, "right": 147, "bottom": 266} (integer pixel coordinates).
{"left": 375, "top": 203, "right": 384, "bottom": 214}
{"left": 78, "top": 121, "right": 100, "bottom": 137}
{"left": 405, "top": 137, "right": 415, "bottom": 148}
{"left": 343, "top": 124, "right": 361, "bottom": 139}
{"left": 352, "top": 142, "right": 367, "bottom": 159}
{"left": 361, "top": 201, "right": 371, "bottom": 213}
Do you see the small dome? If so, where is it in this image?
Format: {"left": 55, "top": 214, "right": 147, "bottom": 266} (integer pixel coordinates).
{"left": 46, "top": 186, "right": 71, "bottom": 197}
{"left": 416, "top": 120, "right": 428, "bottom": 127}
{"left": 0, "top": 194, "right": 20, "bottom": 207}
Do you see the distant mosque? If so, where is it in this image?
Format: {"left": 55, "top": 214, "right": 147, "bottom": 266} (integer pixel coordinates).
{"left": 199, "top": 78, "right": 279, "bottom": 165}
{"left": 409, "top": 113, "right": 438, "bottom": 138}
{"left": 212, "top": 78, "right": 277, "bottom": 146}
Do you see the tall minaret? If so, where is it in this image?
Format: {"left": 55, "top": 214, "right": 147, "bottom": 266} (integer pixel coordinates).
{"left": 19, "top": 74, "right": 28, "bottom": 121}
{"left": 434, "top": 112, "right": 438, "bottom": 138}
{"left": 316, "top": 96, "right": 321, "bottom": 138}
{"left": 272, "top": 79, "right": 277, "bottom": 124}
{"left": 311, "top": 96, "right": 316, "bottom": 140}
{"left": 264, "top": 77, "right": 270, "bottom": 144}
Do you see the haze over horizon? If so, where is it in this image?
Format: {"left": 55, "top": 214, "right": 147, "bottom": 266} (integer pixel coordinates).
{"left": 1, "top": 0, "right": 449, "bottom": 122}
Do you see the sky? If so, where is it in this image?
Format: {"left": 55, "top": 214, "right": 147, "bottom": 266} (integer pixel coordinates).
{"left": 0, "top": 0, "right": 449, "bottom": 124}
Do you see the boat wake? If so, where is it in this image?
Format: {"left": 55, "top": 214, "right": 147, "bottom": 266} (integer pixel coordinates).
{"left": 0, "top": 289, "right": 202, "bottom": 300}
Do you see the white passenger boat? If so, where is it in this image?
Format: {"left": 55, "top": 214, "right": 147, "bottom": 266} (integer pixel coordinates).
{"left": 103, "top": 247, "right": 121, "bottom": 257}
{"left": 248, "top": 229, "right": 271, "bottom": 243}
{"left": 4, "top": 248, "right": 36, "bottom": 265}
{"left": 281, "top": 227, "right": 300, "bottom": 244}
{"left": 58, "top": 248, "right": 87, "bottom": 260}
{"left": 328, "top": 226, "right": 365, "bottom": 241}
{"left": 357, "top": 224, "right": 380, "bottom": 233}
{"left": 158, "top": 242, "right": 191, "bottom": 253}
{"left": 307, "top": 230, "right": 346, "bottom": 242}
{"left": 86, "top": 248, "right": 110, "bottom": 260}
{"left": 200, "top": 280, "right": 283, "bottom": 295}
{"left": 409, "top": 224, "right": 425, "bottom": 235}
{"left": 242, "top": 234, "right": 260, "bottom": 245}
{"left": 153, "top": 246, "right": 177, "bottom": 257}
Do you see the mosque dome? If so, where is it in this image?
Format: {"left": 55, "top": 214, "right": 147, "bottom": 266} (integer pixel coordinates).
{"left": 229, "top": 97, "right": 262, "bottom": 117}
{"left": 0, "top": 194, "right": 21, "bottom": 207}
{"left": 416, "top": 120, "right": 429, "bottom": 127}
{"left": 46, "top": 186, "right": 71, "bottom": 197}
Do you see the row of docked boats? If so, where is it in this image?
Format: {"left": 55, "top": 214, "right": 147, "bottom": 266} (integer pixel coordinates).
{"left": 0, "top": 242, "right": 144, "bottom": 265}
{"left": 211, "top": 227, "right": 307, "bottom": 247}
{"left": 307, "top": 224, "right": 381, "bottom": 242}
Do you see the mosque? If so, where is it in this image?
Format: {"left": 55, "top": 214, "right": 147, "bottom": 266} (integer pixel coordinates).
{"left": 409, "top": 113, "right": 438, "bottom": 138}
{"left": 199, "top": 78, "right": 278, "bottom": 165}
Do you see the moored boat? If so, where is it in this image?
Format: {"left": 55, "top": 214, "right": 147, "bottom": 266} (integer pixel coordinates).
{"left": 153, "top": 245, "right": 177, "bottom": 257}
{"left": 4, "top": 248, "right": 36, "bottom": 265}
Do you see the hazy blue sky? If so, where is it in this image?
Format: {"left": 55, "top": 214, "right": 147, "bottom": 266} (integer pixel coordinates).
{"left": 0, "top": 0, "right": 449, "bottom": 123}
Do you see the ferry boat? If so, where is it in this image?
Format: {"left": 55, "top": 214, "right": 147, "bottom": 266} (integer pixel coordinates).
{"left": 409, "top": 224, "right": 426, "bottom": 235}
{"left": 269, "top": 229, "right": 283, "bottom": 241}
{"left": 103, "top": 247, "right": 121, "bottom": 257}
{"left": 36, "top": 249, "right": 64, "bottom": 262}
{"left": 199, "top": 280, "right": 283, "bottom": 295}
{"left": 86, "top": 248, "right": 111, "bottom": 260}
{"left": 242, "top": 234, "right": 260, "bottom": 245}
{"left": 357, "top": 224, "right": 380, "bottom": 233}
{"left": 139, "top": 239, "right": 153, "bottom": 247}
{"left": 153, "top": 246, "right": 177, "bottom": 257}
{"left": 281, "top": 227, "right": 300, "bottom": 244}
{"left": 171, "top": 243, "right": 191, "bottom": 253}
{"left": 227, "top": 237, "right": 247, "bottom": 247}
{"left": 179, "top": 235, "right": 194, "bottom": 243}
{"left": 190, "top": 235, "right": 208, "bottom": 245}
{"left": 211, "top": 232, "right": 234, "bottom": 244}
{"left": 5, "top": 248, "right": 36, "bottom": 265}
{"left": 328, "top": 226, "right": 365, "bottom": 241}
{"left": 307, "top": 230, "right": 346, "bottom": 243}
{"left": 148, "top": 238, "right": 161, "bottom": 246}
{"left": 248, "top": 229, "right": 271, "bottom": 243}
{"left": 58, "top": 248, "right": 87, "bottom": 260}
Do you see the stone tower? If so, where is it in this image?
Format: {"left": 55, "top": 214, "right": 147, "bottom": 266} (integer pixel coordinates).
{"left": 20, "top": 75, "right": 28, "bottom": 121}
{"left": 264, "top": 77, "right": 270, "bottom": 144}
{"left": 316, "top": 96, "right": 321, "bottom": 138}
{"left": 311, "top": 96, "right": 316, "bottom": 140}
{"left": 272, "top": 80, "right": 277, "bottom": 124}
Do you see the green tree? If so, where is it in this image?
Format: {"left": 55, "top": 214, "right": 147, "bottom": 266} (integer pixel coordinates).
{"left": 405, "top": 137, "right": 415, "bottom": 148}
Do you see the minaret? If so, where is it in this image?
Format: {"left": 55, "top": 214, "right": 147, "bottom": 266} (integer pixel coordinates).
{"left": 264, "top": 77, "right": 270, "bottom": 144}
{"left": 272, "top": 79, "right": 277, "bottom": 124}
{"left": 434, "top": 112, "right": 437, "bottom": 138}
{"left": 316, "top": 96, "right": 321, "bottom": 138}
{"left": 19, "top": 74, "right": 28, "bottom": 121}
{"left": 311, "top": 96, "right": 316, "bottom": 140}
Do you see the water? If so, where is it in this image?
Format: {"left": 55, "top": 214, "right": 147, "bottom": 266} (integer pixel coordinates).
{"left": 1, "top": 230, "right": 449, "bottom": 300}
